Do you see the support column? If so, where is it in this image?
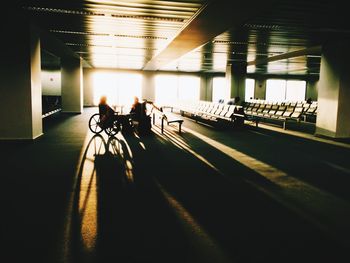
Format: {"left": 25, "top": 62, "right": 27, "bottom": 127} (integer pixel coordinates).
{"left": 200, "top": 74, "right": 213, "bottom": 101}
{"left": 0, "top": 11, "right": 42, "bottom": 140}
{"left": 226, "top": 63, "right": 247, "bottom": 101}
{"left": 306, "top": 79, "right": 318, "bottom": 101}
{"left": 142, "top": 71, "right": 155, "bottom": 102}
{"left": 254, "top": 79, "right": 266, "bottom": 100}
{"left": 316, "top": 41, "right": 350, "bottom": 138}
{"left": 61, "top": 57, "right": 83, "bottom": 113}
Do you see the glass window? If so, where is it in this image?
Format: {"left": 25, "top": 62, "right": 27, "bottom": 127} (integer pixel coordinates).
{"left": 266, "top": 79, "right": 286, "bottom": 102}
{"left": 155, "top": 75, "right": 178, "bottom": 106}
{"left": 93, "top": 72, "right": 142, "bottom": 110}
{"left": 93, "top": 73, "right": 118, "bottom": 106}
{"left": 245, "top": 78, "right": 255, "bottom": 101}
{"left": 285, "top": 80, "right": 306, "bottom": 102}
{"left": 265, "top": 79, "right": 306, "bottom": 102}
{"left": 155, "top": 74, "right": 200, "bottom": 106}
{"left": 212, "top": 77, "right": 229, "bottom": 103}
{"left": 178, "top": 76, "right": 200, "bottom": 102}
{"left": 116, "top": 73, "right": 142, "bottom": 110}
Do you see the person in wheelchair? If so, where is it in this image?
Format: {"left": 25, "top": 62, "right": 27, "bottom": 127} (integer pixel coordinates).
{"left": 98, "top": 95, "right": 115, "bottom": 129}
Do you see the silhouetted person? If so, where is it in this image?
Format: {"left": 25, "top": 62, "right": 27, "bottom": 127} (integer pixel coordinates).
{"left": 227, "top": 96, "right": 241, "bottom": 106}
{"left": 130, "top": 96, "right": 146, "bottom": 121}
{"left": 98, "top": 95, "right": 115, "bottom": 128}
{"left": 129, "top": 96, "right": 151, "bottom": 135}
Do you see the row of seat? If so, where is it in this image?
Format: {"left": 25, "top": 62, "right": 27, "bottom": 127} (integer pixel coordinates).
{"left": 173, "top": 99, "right": 318, "bottom": 131}
{"left": 175, "top": 100, "right": 244, "bottom": 127}
{"left": 244, "top": 100, "right": 317, "bottom": 124}
{"left": 42, "top": 95, "right": 62, "bottom": 118}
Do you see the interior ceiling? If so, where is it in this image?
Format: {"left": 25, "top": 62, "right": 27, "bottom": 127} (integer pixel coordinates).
{"left": 21, "top": 0, "right": 350, "bottom": 76}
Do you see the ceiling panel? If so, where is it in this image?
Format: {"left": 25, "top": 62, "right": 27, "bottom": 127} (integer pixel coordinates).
{"left": 161, "top": 0, "right": 350, "bottom": 76}
{"left": 19, "top": 0, "right": 350, "bottom": 76}
{"left": 23, "top": 0, "right": 206, "bottom": 69}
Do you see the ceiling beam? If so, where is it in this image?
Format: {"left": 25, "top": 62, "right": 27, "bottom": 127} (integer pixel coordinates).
{"left": 247, "top": 45, "right": 322, "bottom": 66}
{"left": 143, "top": 0, "right": 278, "bottom": 71}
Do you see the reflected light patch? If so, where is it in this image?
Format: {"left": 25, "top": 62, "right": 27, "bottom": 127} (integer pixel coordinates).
{"left": 79, "top": 167, "right": 97, "bottom": 251}
{"left": 139, "top": 141, "right": 146, "bottom": 150}
{"left": 125, "top": 160, "right": 134, "bottom": 183}
{"left": 63, "top": 133, "right": 102, "bottom": 260}
{"left": 77, "top": 135, "right": 109, "bottom": 251}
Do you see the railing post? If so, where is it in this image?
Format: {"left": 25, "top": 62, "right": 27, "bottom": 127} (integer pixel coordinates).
{"left": 161, "top": 116, "right": 164, "bottom": 133}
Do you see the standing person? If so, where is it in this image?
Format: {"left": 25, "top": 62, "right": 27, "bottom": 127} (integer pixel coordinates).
{"left": 98, "top": 95, "right": 115, "bottom": 128}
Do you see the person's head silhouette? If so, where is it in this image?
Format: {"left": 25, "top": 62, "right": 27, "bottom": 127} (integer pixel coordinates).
{"left": 133, "top": 96, "right": 139, "bottom": 105}
{"left": 100, "top": 95, "right": 107, "bottom": 105}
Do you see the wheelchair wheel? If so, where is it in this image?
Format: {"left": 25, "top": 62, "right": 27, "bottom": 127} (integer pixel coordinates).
{"left": 105, "top": 120, "right": 121, "bottom": 136}
{"left": 89, "top": 113, "right": 103, "bottom": 134}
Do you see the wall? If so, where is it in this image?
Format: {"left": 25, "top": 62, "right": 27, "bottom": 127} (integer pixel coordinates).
{"left": 41, "top": 70, "right": 61, "bottom": 95}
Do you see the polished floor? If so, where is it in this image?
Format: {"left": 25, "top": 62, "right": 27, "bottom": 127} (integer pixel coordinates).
{"left": 1, "top": 107, "right": 350, "bottom": 263}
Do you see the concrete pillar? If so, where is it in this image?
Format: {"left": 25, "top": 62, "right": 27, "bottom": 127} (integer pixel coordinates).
{"left": 0, "top": 12, "right": 42, "bottom": 140}
{"left": 254, "top": 78, "right": 266, "bottom": 100}
{"left": 142, "top": 71, "right": 155, "bottom": 102}
{"left": 226, "top": 64, "right": 246, "bottom": 100}
{"left": 83, "top": 68, "right": 94, "bottom": 106}
{"left": 316, "top": 41, "right": 350, "bottom": 138}
{"left": 306, "top": 79, "right": 319, "bottom": 101}
{"left": 200, "top": 75, "right": 213, "bottom": 101}
{"left": 61, "top": 57, "right": 83, "bottom": 113}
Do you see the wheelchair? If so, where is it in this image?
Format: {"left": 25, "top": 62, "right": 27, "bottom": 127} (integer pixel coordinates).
{"left": 89, "top": 108, "right": 152, "bottom": 136}
{"left": 89, "top": 113, "right": 133, "bottom": 136}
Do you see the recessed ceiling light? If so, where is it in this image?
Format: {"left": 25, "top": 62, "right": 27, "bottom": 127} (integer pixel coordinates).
{"left": 25, "top": 6, "right": 104, "bottom": 16}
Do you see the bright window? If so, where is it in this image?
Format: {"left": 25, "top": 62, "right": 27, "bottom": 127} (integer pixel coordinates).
{"left": 212, "top": 77, "right": 229, "bottom": 103}
{"left": 116, "top": 73, "right": 142, "bottom": 110}
{"left": 245, "top": 79, "right": 255, "bottom": 101}
{"left": 93, "top": 73, "right": 118, "bottom": 106}
{"left": 155, "top": 75, "right": 200, "bottom": 106}
{"left": 266, "top": 79, "right": 306, "bottom": 102}
{"left": 93, "top": 72, "right": 142, "bottom": 109}
{"left": 285, "top": 80, "right": 306, "bottom": 101}
{"left": 178, "top": 76, "right": 200, "bottom": 102}
{"left": 266, "top": 79, "right": 287, "bottom": 102}
{"left": 155, "top": 75, "right": 178, "bottom": 106}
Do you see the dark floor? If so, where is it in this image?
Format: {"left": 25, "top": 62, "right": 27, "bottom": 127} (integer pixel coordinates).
{"left": 1, "top": 107, "right": 350, "bottom": 263}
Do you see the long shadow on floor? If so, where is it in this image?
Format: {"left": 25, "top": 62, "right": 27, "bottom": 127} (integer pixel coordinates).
{"left": 66, "top": 126, "right": 350, "bottom": 263}
{"left": 67, "top": 133, "right": 190, "bottom": 263}
{"left": 141, "top": 127, "right": 350, "bottom": 263}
